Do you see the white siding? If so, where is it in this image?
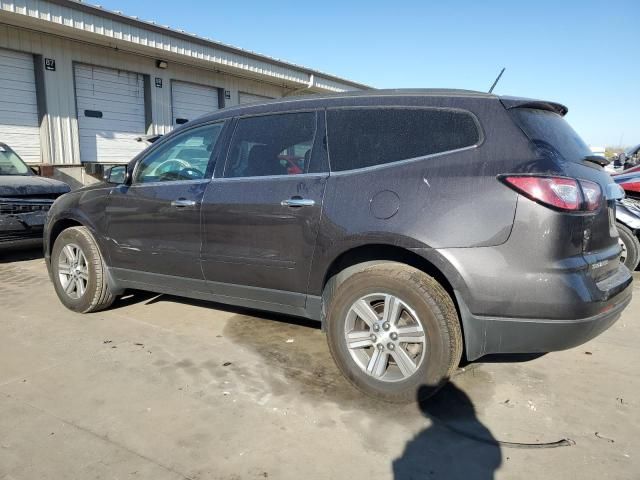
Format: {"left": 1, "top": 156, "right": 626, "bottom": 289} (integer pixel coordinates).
{"left": 0, "top": 48, "right": 41, "bottom": 163}
{"left": 0, "top": 0, "right": 366, "bottom": 92}
{"left": 171, "top": 81, "right": 218, "bottom": 127}
{"left": 74, "top": 64, "right": 146, "bottom": 163}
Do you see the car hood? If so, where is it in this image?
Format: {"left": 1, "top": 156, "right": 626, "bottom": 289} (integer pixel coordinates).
{"left": 0, "top": 175, "right": 71, "bottom": 197}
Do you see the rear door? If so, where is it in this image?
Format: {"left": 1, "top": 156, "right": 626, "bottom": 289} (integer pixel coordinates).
{"left": 200, "top": 110, "right": 328, "bottom": 306}
{"left": 105, "top": 122, "right": 226, "bottom": 280}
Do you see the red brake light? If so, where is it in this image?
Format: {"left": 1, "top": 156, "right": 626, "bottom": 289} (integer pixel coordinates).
{"left": 579, "top": 180, "right": 602, "bottom": 211}
{"left": 502, "top": 176, "right": 582, "bottom": 211}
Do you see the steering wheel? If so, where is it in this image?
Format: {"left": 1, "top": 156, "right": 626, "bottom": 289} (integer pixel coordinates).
{"left": 178, "top": 167, "right": 204, "bottom": 180}
{"left": 151, "top": 158, "right": 191, "bottom": 177}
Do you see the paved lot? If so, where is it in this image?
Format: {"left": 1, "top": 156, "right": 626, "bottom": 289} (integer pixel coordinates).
{"left": 0, "top": 248, "right": 638, "bottom": 480}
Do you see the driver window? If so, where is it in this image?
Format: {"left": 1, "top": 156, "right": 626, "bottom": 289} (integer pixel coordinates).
{"left": 134, "top": 123, "right": 223, "bottom": 183}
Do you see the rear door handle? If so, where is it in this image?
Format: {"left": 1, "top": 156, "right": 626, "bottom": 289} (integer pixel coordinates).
{"left": 281, "top": 197, "right": 315, "bottom": 208}
{"left": 171, "top": 199, "right": 197, "bottom": 208}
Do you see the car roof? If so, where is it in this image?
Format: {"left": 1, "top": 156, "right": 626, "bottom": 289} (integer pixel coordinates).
{"left": 184, "top": 88, "right": 568, "bottom": 127}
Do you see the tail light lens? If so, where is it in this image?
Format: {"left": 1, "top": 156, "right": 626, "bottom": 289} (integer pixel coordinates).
{"left": 500, "top": 175, "right": 602, "bottom": 212}
{"left": 579, "top": 180, "right": 602, "bottom": 211}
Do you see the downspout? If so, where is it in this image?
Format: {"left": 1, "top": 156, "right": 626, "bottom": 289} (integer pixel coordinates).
{"left": 284, "top": 74, "right": 316, "bottom": 97}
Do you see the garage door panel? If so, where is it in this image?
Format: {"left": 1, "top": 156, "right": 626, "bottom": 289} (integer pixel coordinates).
{"left": 0, "top": 69, "right": 39, "bottom": 84}
{"left": 75, "top": 64, "right": 146, "bottom": 163}
{"left": 75, "top": 79, "right": 144, "bottom": 97}
{"left": 0, "top": 111, "right": 41, "bottom": 127}
{"left": 0, "top": 48, "right": 41, "bottom": 164}
{"left": 171, "top": 81, "right": 218, "bottom": 127}
{"left": 77, "top": 101, "right": 145, "bottom": 118}
{"left": 0, "top": 89, "right": 38, "bottom": 104}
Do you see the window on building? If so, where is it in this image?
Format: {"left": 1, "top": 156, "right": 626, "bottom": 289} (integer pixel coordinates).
{"left": 223, "top": 112, "right": 316, "bottom": 178}
{"left": 326, "top": 108, "right": 480, "bottom": 172}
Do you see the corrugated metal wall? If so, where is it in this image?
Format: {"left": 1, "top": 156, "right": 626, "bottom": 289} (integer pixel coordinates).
{"left": 0, "top": 24, "right": 289, "bottom": 164}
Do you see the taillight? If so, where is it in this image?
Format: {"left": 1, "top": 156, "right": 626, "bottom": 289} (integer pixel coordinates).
{"left": 579, "top": 180, "right": 602, "bottom": 211}
{"left": 500, "top": 175, "right": 602, "bottom": 212}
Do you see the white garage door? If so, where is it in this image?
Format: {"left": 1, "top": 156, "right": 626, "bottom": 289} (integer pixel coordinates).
{"left": 75, "top": 64, "right": 147, "bottom": 163}
{"left": 239, "top": 92, "right": 274, "bottom": 105}
{"left": 0, "top": 49, "right": 41, "bottom": 163}
{"left": 171, "top": 81, "right": 219, "bottom": 127}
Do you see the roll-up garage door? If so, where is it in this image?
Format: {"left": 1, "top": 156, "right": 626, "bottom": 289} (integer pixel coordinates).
{"left": 0, "top": 49, "right": 41, "bottom": 163}
{"left": 171, "top": 81, "right": 219, "bottom": 127}
{"left": 239, "top": 92, "right": 274, "bottom": 105}
{"left": 75, "top": 64, "right": 147, "bottom": 163}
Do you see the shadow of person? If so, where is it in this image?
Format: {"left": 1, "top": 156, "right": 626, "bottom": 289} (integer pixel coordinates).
{"left": 393, "top": 383, "right": 502, "bottom": 480}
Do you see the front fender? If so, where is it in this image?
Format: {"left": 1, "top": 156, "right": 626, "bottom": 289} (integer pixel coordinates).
{"left": 44, "top": 186, "right": 112, "bottom": 263}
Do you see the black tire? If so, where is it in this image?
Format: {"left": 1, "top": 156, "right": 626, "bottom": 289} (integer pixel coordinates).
{"left": 325, "top": 262, "right": 463, "bottom": 403}
{"left": 51, "top": 226, "right": 115, "bottom": 313}
{"left": 617, "top": 223, "right": 640, "bottom": 271}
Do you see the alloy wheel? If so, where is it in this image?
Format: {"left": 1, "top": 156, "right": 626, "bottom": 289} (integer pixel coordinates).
{"left": 344, "top": 293, "right": 426, "bottom": 382}
{"left": 58, "top": 243, "right": 89, "bottom": 299}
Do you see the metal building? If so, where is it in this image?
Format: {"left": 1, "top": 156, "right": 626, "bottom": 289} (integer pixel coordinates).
{"left": 0, "top": 0, "right": 367, "bottom": 185}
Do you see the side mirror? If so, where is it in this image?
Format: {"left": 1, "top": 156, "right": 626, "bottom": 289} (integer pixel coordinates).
{"left": 104, "top": 165, "right": 130, "bottom": 185}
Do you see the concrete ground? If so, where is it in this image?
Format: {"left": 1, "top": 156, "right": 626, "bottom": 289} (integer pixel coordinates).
{"left": 0, "top": 248, "right": 638, "bottom": 480}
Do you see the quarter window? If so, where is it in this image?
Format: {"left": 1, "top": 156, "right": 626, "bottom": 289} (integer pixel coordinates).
{"left": 224, "top": 112, "right": 316, "bottom": 178}
{"left": 134, "top": 123, "right": 223, "bottom": 183}
{"left": 327, "top": 108, "right": 480, "bottom": 172}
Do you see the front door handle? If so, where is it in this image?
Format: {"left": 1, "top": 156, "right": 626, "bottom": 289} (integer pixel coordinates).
{"left": 171, "top": 199, "right": 197, "bottom": 208}
{"left": 281, "top": 197, "right": 315, "bottom": 208}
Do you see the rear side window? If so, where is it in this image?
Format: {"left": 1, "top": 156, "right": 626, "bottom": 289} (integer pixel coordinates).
{"left": 510, "top": 108, "right": 591, "bottom": 163}
{"left": 326, "top": 108, "right": 480, "bottom": 172}
{"left": 224, "top": 112, "right": 316, "bottom": 178}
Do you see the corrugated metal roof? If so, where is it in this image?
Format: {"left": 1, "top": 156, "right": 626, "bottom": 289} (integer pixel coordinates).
{"left": 0, "top": 0, "right": 370, "bottom": 92}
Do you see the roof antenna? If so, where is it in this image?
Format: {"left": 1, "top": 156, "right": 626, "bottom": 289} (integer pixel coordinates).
{"left": 488, "top": 67, "right": 506, "bottom": 94}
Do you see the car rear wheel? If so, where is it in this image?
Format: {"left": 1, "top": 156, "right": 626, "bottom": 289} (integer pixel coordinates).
{"left": 51, "top": 226, "right": 115, "bottom": 313}
{"left": 325, "top": 262, "right": 463, "bottom": 403}
{"left": 617, "top": 223, "right": 640, "bottom": 271}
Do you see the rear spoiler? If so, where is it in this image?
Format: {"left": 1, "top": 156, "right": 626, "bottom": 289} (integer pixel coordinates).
{"left": 500, "top": 96, "right": 568, "bottom": 116}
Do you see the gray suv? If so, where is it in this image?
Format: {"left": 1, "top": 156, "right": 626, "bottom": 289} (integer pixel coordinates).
{"left": 44, "top": 89, "right": 633, "bottom": 402}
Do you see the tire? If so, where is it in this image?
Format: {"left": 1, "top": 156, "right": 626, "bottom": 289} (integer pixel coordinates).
{"left": 617, "top": 223, "right": 640, "bottom": 271}
{"left": 51, "top": 226, "right": 115, "bottom": 313}
{"left": 325, "top": 262, "right": 463, "bottom": 403}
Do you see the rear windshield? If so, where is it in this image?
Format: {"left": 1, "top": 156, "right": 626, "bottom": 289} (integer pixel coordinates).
{"left": 510, "top": 108, "right": 592, "bottom": 163}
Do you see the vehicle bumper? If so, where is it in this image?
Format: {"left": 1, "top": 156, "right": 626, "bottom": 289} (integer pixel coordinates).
{"left": 0, "top": 212, "right": 46, "bottom": 244}
{"left": 455, "top": 275, "right": 633, "bottom": 361}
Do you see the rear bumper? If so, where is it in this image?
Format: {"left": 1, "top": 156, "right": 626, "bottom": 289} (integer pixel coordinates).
{"left": 456, "top": 277, "right": 633, "bottom": 361}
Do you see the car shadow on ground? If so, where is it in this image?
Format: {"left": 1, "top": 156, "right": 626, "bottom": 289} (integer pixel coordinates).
{"left": 0, "top": 245, "right": 43, "bottom": 263}
{"left": 393, "top": 383, "right": 502, "bottom": 480}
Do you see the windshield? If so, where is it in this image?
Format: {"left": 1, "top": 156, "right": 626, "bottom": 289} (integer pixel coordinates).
{"left": 0, "top": 147, "right": 30, "bottom": 175}
{"left": 510, "top": 108, "right": 592, "bottom": 163}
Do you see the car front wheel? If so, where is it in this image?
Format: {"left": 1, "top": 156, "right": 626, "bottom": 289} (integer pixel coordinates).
{"left": 51, "top": 226, "right": 115, "bottom": 313}
{"left": 325, "top": 263, "right": 463, "bottom": 403}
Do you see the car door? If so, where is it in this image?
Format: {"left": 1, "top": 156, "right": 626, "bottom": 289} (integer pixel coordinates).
{"left": 105, "top": 121, "right": 226, "bottom": 283}
{"left": 200, "top": 110, "right": 328, "bottom": 308}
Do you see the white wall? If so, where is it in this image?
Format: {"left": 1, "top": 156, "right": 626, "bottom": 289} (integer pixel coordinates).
{"left": 0, "top": 24, "right": 289, "bottom": 164}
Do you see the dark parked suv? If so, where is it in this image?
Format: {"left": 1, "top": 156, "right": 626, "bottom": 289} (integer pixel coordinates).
{"left": 45, "top": 89, "right": 633, "bottom": 402}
